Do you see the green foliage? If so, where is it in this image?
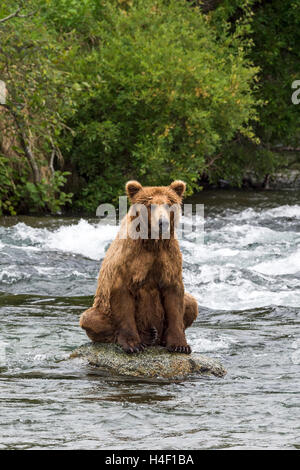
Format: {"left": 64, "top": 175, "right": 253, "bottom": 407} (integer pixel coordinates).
{"left": 209, "top": 0, "right": 300, "bottom": 182}
{"left": 21, "top": 171, "right": 73, "bottom": 214}
{"left": 0, "top": 1, "right": 72, "bottom": 136}
{"left": 206, "top": 139, "right": 284, "bottom": 186}
{"left": 249, "top": 0, "right": 300, "bottom": 145}
{"left": 0, "top": 0, "right": 74, "bottom": 214}
{"left": 0, "top": 0, "right": 298, "bottom": 215}
{"left": 57, "top": 0, "right": 259, "bottom": 211}
{"left": 0, "top": 151, "right": 72, "bottom": 215}
{"left": 0, "top": 155, "right": 17, "bottom": 215}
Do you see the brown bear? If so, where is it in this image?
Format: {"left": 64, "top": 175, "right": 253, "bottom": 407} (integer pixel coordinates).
{"left": 79, "top": 180, "right": 198, "bottom": 354}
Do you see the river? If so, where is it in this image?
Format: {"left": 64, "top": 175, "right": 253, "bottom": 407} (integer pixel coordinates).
{"left": 0, "top": 190, "right": 299, "bottom": 449}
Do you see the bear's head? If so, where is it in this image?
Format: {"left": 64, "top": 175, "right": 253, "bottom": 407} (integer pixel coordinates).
{"left": 125, "top": 180, "right": 186, "bottom": 240}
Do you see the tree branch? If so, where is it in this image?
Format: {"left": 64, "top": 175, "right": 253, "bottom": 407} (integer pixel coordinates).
{"left": 200, "top": 0, "right": 224, "bottom": 14}
{"left": 0, "top": 103, "right": 41, "bottom": 183}
{"left": 271, "top": 145, "right": 300, "bottom": 152}
{"left": 0, "top": 7, "right": 21, "bottom": 24}
{"left": 0, "top": 6, "right": 36, "bottom": 24}
{"left": 205, "top": 152, "right": 222, "bottom": 169}
{"left": 260, "top": 142, "right": 300, "bottom": 152}
{"left": 188, "top": 1, "right": 224, "bottom": 14}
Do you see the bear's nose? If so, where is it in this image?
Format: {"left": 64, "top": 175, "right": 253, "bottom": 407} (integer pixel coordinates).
{"left": 158, "top": 217, "right": 169, "bottom": 231}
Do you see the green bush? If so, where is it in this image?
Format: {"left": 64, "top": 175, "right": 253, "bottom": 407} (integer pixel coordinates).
{"left": 20, "top": 172, "right": 73, "bottom": 214}
{"left": 249, "top": 0, "right": 300, "bottom": 146}
{"left": 210, "top": 0, "right": 300, "bottom": 182}
{"left": 0, "top": 151, "right": 72, "bottom": 215}
{"left": 58, "top": 0, "right": 259, "bottom": 211}
{"left": 0, "top": 0, "right": 75, "bottom": 215}
{"left": 2, "top": 0, "right": 297, "bottom": 215}
{"left": 0, "top": 155, "right": 18, "bottom": 215}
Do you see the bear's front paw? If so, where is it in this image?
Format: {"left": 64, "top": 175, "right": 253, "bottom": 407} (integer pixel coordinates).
{"left": 167, "top": 344, "right": 192, "bottom": 354}
{"left": 165, "top": 330, "right": 191, "bottom": 354}
{"left": 123, "top": 342, "right": 147, "bottom": 354}
{"left": 117, "top": 329, "right": 147, "bottom": 354}
{"left": 117, "top": 332, "right": 146, "bottom": 354}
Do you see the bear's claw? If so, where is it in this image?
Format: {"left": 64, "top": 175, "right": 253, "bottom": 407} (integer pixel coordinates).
{"left": 124, "top": 343, "right": 146, "bottom": 354}
{"left": 149, "top": 326, "right": 158, "bottom": 345}
{"left": 167, "top": 344, "right": 192, "bottom": 354}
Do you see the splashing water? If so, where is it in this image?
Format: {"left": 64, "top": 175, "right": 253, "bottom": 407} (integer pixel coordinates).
{"left": 0, "top": 190, "right": 299, "bottom": 449}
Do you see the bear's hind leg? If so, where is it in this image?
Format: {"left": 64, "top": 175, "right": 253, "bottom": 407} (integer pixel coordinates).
{"left": 79, "top": 307, "right": 115, "bottom": 343}
{"left": 160, "top": 292, "right": 198, "bottom": 354}
{"left": 161, "top": 286, "right": 192, "bottom": 354}
{"left": 184, "top": 293, "right": 198, "bottom": 329}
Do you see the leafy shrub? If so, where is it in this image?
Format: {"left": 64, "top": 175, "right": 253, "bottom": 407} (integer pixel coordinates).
{"left": 20, "top": 172, "right": 73, "bottom": 214}
{"left": 2, "top": 0, "right": 297, "bottom": 215}
{"left": 0, "top": 155, "right": 18, "bottom": 215}
{"left": 59, "top": 0, "right": 259, "bottom": 211}
{"left": 249, "top": 0, "right": 300, "bottom": 146}
{"left": 0, "top": 152, "right": 72, "bottom": 215}
{"left": 210, "top": 0, "right": 300, "bottom": 182}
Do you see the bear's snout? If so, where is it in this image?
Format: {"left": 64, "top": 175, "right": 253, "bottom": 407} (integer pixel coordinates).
{"left": 158, "top": 216, "right": 170, "bottom": 232}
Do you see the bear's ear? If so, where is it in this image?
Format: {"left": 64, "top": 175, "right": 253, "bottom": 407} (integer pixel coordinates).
{"left": 126, "top": 180, "right": 143, "bottom": 200}
{"left": 170, "top": 180, "right": 186, "bottom": 198}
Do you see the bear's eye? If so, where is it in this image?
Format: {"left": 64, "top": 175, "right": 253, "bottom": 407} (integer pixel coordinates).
{"left": 168, "top": 199, "right": 177, "bottom": 206}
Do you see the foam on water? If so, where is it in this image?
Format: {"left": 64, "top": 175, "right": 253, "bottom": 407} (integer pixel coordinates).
{"left": 1, "top": 203, "right": 299, "bottom": 310}
{"left": 182, "top": 203, "right": 300, "bottom": 310}
{"left": 236, "top": 204, "right": 300, "bottom": 221}
{"left": 1, "top": 198, "right": 300, "bottom": 450}
{"left": 191, "top": 279, "right": 300, "bottom": 310}
{"left": 252, "top": 250, "right": 300, "bottom": 275}
{"left": 9, "top": 219, "right": 118, "bottom": 260}
{"left": 46, "top": 220, "right": 118, "bottom": 260}
{"left": 215, "top": 204, "right": 300, "bottom": 225}
{"left": 189, "top": 330, "right": 236, "bottom": 353}
{"left": 219, "top": 224, "right": 296, "bottom": 246}
{"left": 0, "top": 266, "right": 31, "bottom": 284}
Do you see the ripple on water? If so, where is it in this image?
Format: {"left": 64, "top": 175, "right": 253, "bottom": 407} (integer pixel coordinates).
{"left": 0, "top": 192, "right": 300, "bottom": 449}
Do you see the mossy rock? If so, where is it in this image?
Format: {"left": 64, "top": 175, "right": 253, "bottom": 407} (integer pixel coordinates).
{"left": 70, "top": 343, "right": 227, "bottom": 380}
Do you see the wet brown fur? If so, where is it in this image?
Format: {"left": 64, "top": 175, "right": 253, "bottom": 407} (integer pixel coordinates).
{"left": 79, "top": 181, "right": 198, "bottom": 354}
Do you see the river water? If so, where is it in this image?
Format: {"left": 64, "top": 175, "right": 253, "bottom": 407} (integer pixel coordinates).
{"left": 0, "top": 190, "right": 299, "bottom": 449}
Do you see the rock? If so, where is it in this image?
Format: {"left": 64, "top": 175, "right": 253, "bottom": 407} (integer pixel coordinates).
{"left": 218, "top": 178, "right": 231, "bottom": 189}
{"left": 269, "top": 169, "right": 300, "bottom": 189}
{"left": 243, "top": 154, "right": 300, "bottom": 190}
{"left": 70, "top": 343, "right": 227, "bottom": 380}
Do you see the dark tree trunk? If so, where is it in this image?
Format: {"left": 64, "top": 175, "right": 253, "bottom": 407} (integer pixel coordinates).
{"left": 188, "top": 0, "right": 224, "bottom": 13}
